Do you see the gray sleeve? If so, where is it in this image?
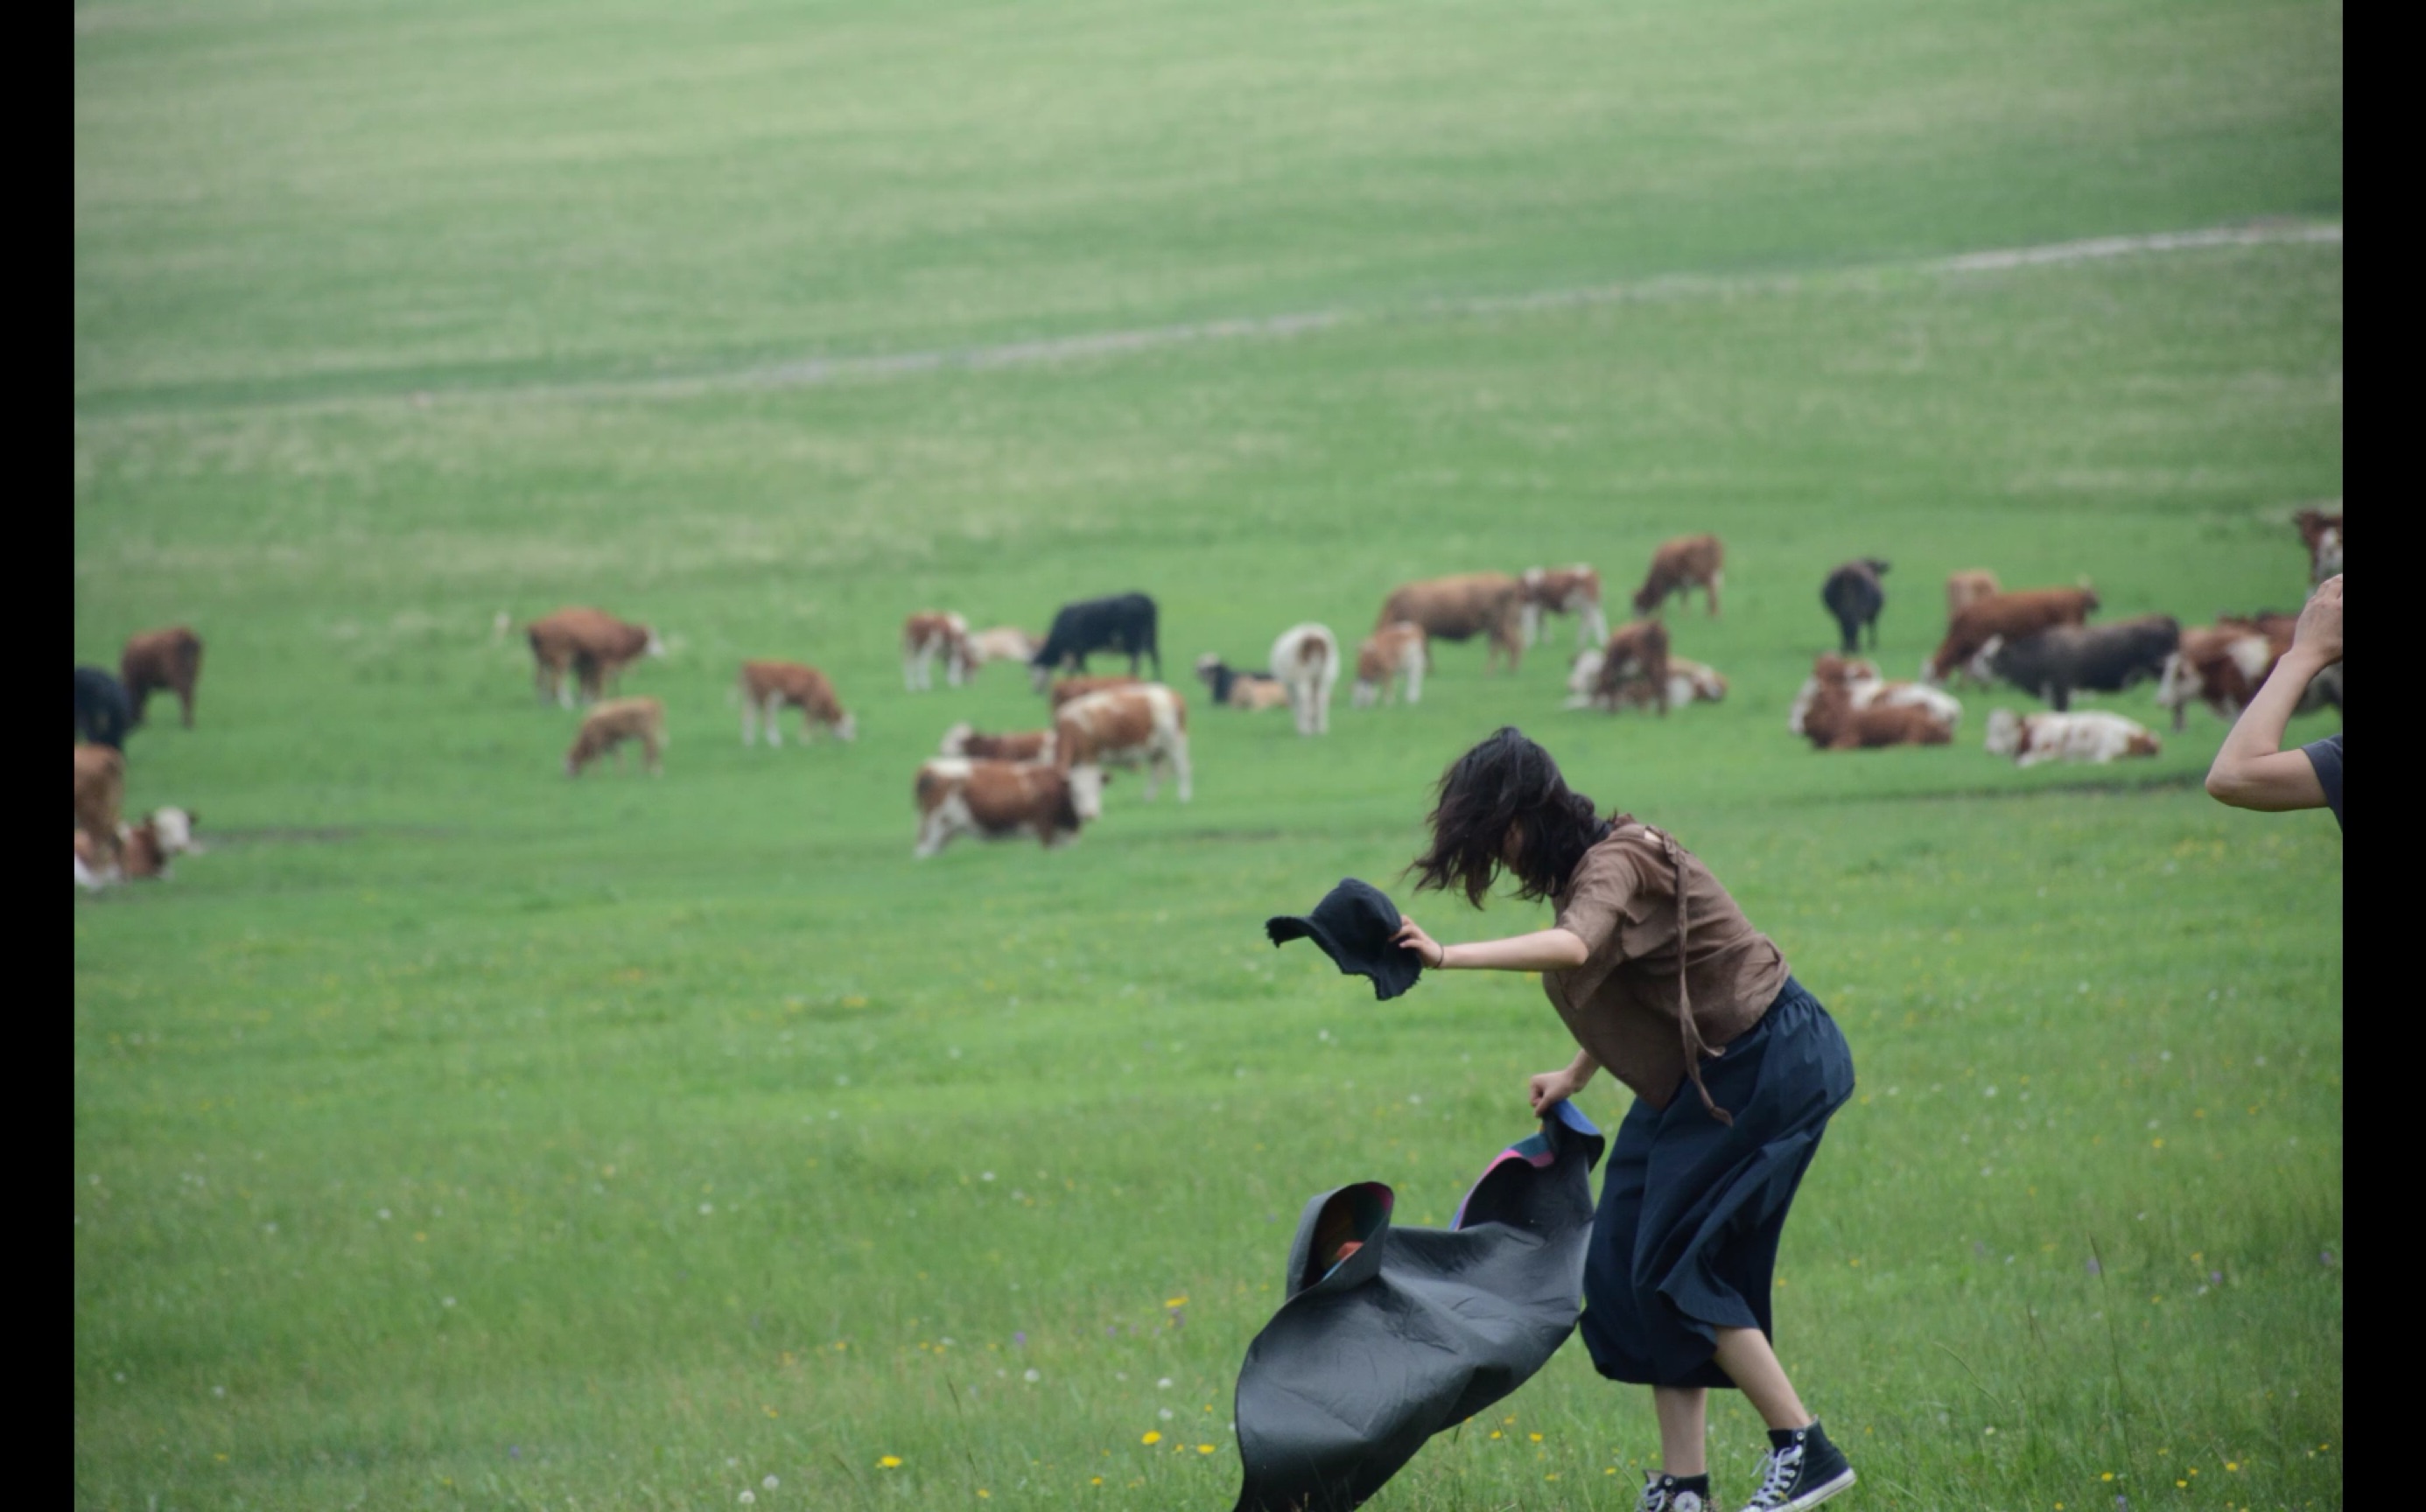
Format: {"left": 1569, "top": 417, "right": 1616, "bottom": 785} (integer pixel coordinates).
{"left": 2301, "top": 733, "right": 2342, "bottom": 830}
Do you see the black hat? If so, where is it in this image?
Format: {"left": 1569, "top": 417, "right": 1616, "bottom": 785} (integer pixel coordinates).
{"left": 1266, "top": 878, "right": 1423, "bottom": 1000}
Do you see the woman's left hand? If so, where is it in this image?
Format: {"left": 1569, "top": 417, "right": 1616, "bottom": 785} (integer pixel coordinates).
{"left": 1392, "top": 919, "right": 1446, "bottom": 970}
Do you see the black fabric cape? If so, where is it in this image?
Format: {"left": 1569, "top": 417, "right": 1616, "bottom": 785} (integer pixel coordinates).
{"left": 1230, "top": 1100, "right": 1606, "bottom": 1511}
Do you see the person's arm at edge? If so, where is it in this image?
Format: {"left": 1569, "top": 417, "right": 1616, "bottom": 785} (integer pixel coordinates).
{"left": 2205, "top": 575, "right": 2339, "bottom": 811}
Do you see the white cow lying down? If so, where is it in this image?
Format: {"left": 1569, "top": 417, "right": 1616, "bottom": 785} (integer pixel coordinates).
{"left": 1984, "top": 709, "right": 2162, "bottom": 766}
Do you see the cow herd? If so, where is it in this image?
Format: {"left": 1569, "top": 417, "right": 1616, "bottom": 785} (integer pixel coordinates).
{"left": 74, "top": 508, "right": 2343, "bottom": 878}
{"left": 1797, "top": 507, "right": 2345, "bottom": 761}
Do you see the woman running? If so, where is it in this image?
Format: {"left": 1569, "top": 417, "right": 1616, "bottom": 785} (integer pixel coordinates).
{"left": 1391, "top": 727, "right": 1857, "bottom": 1512}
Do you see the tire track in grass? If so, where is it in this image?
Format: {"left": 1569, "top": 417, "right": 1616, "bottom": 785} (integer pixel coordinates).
{"left": 80, "top": 220, "right": 2340, "bottom": 420}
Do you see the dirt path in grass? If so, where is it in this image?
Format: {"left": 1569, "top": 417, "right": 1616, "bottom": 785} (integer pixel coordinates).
{"left": 84, "top": 220, "right": 2341, "bottom": 419}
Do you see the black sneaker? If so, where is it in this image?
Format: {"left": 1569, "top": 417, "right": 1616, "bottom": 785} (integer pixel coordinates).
{"left": 1737, "top": 1422, "right": 1855, "bottom": 1511}
{"left": 1636, "top": 1471, "right": 1714, "bottom": 1512}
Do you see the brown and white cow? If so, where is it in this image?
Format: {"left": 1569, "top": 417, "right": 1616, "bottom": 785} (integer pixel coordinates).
{"left": 2154, "top": 619, "right": 2341, "bottom": 732}
{"left": 1054, "top": 684, "right": 1192, "bottom": 802}
{"left": 76, "top": 805, "right": 202, "bottom": 891}
{"left": 738, "top": 661, "right": 857, "bottom": 746}
{"left": 913, "top": 759, "right": 1101, "bottom": 858}
{"left": 1796, "top": 684, "right": 1953, "bottom": 750}
{"left": 1374, "top": 574, "right": 1525, "bottom": 674}
{"left": 1983, "top": 709, "right": 2161, "bottom": 766}
{"left": 1350, "top": 622, "right": 1427, "bottom": 709}
{"left": 526, "top": 608, "right": 664, "bottom": 708}
{"left": 121, "top": 626, "right": 204, "bottom": 729}
{"left": 901, "top": 612, "right": 971, "bottom": 690}
{"left": 1786, "top": 654, "right": 1963, "bottom": 736}
{"left": 1922, "top": 585, "right": 2099, "bottom": 684}
{"left": 74, "top": 743, "right": 125, "bottom": 872}
{"left": 565, "top": 696, "right": 667, "bottom": 777}
{"left": 939, "top": 722, "right": 1056, "bottom": 763}
{"left": 1048, "top": 675, "right": 1141, "bottom": 710}
{"left": 1630, "top": 536, "right": 1725, "bottom": 619}
{"left": 1568, "top": 652, "right": 1728, "bottom": 712}
{"left": 1268, "top": 623, "right": 1338, "bottom": 736}
{"left": 2294, "top": 508, "right": 2343, "bottom": 583}
{"left": 1945, "top": 570, "right": 2002, "bottom": 620}
{"left": 1569, "top": 620, "right": 1672, "bottom": 714}
{"left": 1518, "top": 565, "right": 1609, "bottom": 649}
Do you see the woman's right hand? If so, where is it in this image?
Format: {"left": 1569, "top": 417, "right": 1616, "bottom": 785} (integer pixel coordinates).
{"left": 1392, "top": 918, "right": 1446, "bottom": 970}
{"left": 1527, "top": 1067, "right": 1582, "bottom": 1116}
{"left": 2291, "top": 573, "right": 2342, "bottom": 665}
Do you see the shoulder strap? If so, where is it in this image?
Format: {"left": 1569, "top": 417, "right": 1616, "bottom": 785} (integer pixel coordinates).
{"left": 1651, "top": 827, "right": 1733, "bottom": 1127}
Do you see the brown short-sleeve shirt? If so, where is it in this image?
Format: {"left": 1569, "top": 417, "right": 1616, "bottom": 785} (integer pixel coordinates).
{"left": 1543, "top": 822, "right": 1790, "bottom": 1110}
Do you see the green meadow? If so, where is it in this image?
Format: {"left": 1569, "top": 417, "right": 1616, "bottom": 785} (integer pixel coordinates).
{"left": 75, "top": 0, "right": 2341, "bottom": 1508}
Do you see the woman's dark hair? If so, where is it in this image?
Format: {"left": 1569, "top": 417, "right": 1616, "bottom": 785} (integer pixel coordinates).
{"left": 1407, "top": 727, "right": 1609, "bottom": 907}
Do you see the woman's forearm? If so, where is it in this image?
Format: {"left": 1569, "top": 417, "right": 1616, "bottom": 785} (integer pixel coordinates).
{"left": 2206, "top": 647, "right": 2331, "bottom": 809}
{"left": 1439, "top": 928, "right": 1591, "bottom": 973}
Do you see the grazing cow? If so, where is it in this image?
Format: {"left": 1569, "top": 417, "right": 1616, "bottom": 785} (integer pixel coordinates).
{"left": 74, "top": 667, "right": 133, "bottom": 750}
{"left": 76, "top": 806, "right": 202, "bottom": 891}
{"left": 1630, "top": 536, "right": 1725, "bottom": 619}
{"left": 1797, "top": 686, "right": 1953, "bottom": 750}
{"left": 1946, "top": 570, "right": 2002, "bottom": 620}
{"left": 1966, "top": 614, "right": 2180, "bottom": 711}
{"left": 2294, "top": 508, "right": 2343, "bottom": 582}
{"left": 74, "top": 744, "right": 126, "bottom": 873}
{"left": 1374, "top": 574, "right": 1525, "bottom": 675}
{"left": 913, "top": 759, "right": 1101, "bottom": 858}
{"left": 2155, "top": 620, "right": 2342, "bottom": 732}
{"left": 1518, "top": 565, "right": 1610, "bottom": 649}
{"left": 1195, "top": 654, "right": 1291, "bottom": 711}
{"left": 526, "top": 608, "right": 664, "bottom": 707}
{"left": 1268, "top": 623, "right": 1339, "bottom": 736}
{"left": 939, "top": 723, "right": 1056, "bottom": 763}
{"left": 1054, "top": 684, "right": 1192, "bottom": 802}
{"left": 738, "top": 661, "right": 857, "bottom": 746}
{"left": 964, "top": 626, "right": 1041, "bottom": 673}
{"left": 1786, "top": 654, "right": 1963, "bottom": 736}
{"left": 1028, "top": 593, "right": 1161, "bottom": 691}
{"left": 1574, "top": 620, "right": 1672, "bottom": 714}
{"left": 1984, "top": 709, "right": 2162, "bottom": 766}
{"left": 121, "top": 626, "right": 204, "bottom": 729}
{"left": 565, "top": 696, "right": 667, "bottom": 777}
{"left": 1568, "top": 652, "right": 1728, "bottom": 712}
{"left": 1923, "top": 585, "right": 2099, "bottom": 684}
{"left": 1820, "top": 559, "right": 1890, "bottom": 654}
{"left": 1049, "top": 674, "right": 1142, "bottom": 710}
{"left": 1350, "top": 622, "right": 1427, "bottom": 709}
{"left": 79, "top": 806, "right": 203, "bottom": 889}
{"left": 901, "top": 612, "right": 971, "bottom": 690}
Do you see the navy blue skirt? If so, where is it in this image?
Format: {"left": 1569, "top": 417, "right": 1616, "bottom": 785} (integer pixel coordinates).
{"left": 1578, "top": 976, "right": 1855, "bottom": 1389}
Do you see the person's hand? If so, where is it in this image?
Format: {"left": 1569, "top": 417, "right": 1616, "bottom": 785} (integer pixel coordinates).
{"left": 1392, "top": 918, "right": 1448, "bottom": 970}
{"left": 1527, "top": 1067, "right": 1583, "bottom": 1116}
{"left": 2290, "top": 574, "right": 2341, "bottom": 666}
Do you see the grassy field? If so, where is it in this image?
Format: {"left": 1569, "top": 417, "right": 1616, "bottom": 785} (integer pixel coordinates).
{"left": 75, "top": 1, "right": 2341, "bottom": 1508}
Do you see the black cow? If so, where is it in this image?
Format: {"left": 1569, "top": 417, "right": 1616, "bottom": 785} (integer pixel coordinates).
{"left": 1029, "top": 592, "right": 1160, "bottom": 691}
{"left": 1971, "top": 613, "right": 2181, "bottom": 711}
{"left": 75, "top": 667, "right": 133, "bottom": 750}
{"left": 1820, "top": 558, "right": 1890, "bottom": 654}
